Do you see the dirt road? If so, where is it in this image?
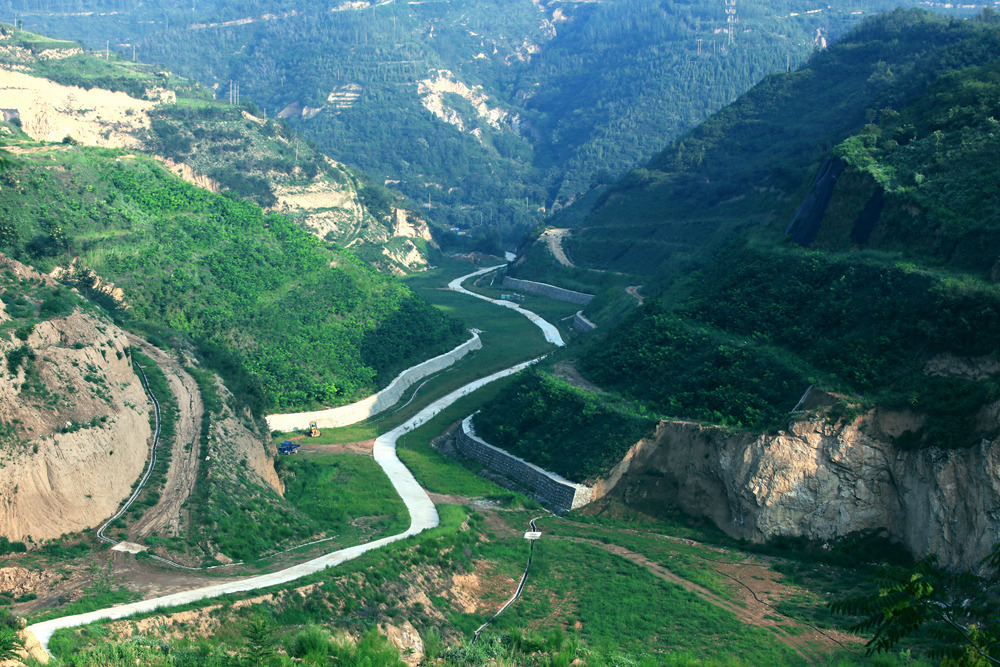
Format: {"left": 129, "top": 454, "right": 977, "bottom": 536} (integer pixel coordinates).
{"left": 540, "top": 228, "right": 574, "bottom": 267}
{"left": 125, "top": 335, "right": 205, "bottom": 541}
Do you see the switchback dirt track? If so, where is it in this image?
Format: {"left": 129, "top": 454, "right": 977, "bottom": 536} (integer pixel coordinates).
{"left": 125, "top": 335, "right": 204, "bottom": 541}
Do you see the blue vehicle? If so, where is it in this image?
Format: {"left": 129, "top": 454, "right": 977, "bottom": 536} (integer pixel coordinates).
{"left": 278, "top": 441, "right": 301, "bottom": 455}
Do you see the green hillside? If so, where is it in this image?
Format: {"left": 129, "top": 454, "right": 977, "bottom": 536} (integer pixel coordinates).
{"left": 502, "top": 9, "right": 1000, "bottom": 455}
{"left": 0, "top": 143, "right": 463, "bottom": 412}
{"left": 0, "top": 25, "right": 443, "bottom": 272}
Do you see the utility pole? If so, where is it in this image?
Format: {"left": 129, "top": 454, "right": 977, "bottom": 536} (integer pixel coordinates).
{"left": 725, "top": 0, "right": 737, "bottom": 46}
{"left": 698, "top": 38, "right": 702, "bottom": 55}
{"left": 105, "top": 40, "right": 110, "bottom": 60}
{"left": 132, "top": 44, "right": 136, "bottom": 61}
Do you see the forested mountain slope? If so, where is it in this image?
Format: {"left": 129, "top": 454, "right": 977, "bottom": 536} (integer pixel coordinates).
{"left": 0, "top": 45, "right": 466, "bottom": 415}
{"left": 542, "top": 9, "right": 1000, "bottom": 444}
{"left": 497, "top": 7, "right": 1000, "bottom": 455}
{"left": 1, "top": 0, "right": 974, "bottom": 244}
{"left": 480, "top": 10, "right": 1000, "bottom": 569}
{"left": 0, "top": 143, "right": 463, "bottom": 412}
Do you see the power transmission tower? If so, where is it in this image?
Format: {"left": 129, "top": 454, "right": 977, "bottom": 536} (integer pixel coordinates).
{"left": 725, "top": 0, "right": 738, "bottom": 46}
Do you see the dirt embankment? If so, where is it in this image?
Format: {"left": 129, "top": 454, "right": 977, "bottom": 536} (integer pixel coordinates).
{"left": 0, "top": 258, "right": 152, "bottom": 542}
{"left": 0, "top": 67, "right": 153, "bottom": 147}
{"left": 123, "top": 337, "right": 280, "bottom": 545}
{"left": 540, "top": 228, "right": 574, "bottom": 267}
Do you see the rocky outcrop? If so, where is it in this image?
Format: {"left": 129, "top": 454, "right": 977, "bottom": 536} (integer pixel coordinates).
{"left": 597, "top": 409, "right": 1000, "bottom": 571}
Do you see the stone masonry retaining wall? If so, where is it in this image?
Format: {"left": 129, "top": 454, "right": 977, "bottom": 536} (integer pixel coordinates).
{"left": 458, "top": 415, "right": 592, "bottom": 514}
{"left": 501, "top": 277, "right": 594, "bottom": 306}
{"left": 266, "top": 332, "right": 483, "bottom": 433}
{"left": 572, "top": 311, "right": 596, "bottom": 333}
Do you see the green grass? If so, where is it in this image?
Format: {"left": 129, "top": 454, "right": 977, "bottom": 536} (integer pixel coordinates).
{"left": 283, "top": 452, "right": 408, "bottom": 536}
{"left": 275, "top": 424, "right": 376, "bottom": 445}
{"left": 473, "top": 534, "right": 804, "bottom": 664}
{"left": 30, "top": 566, "right": 140, "bottom": 623}
{"left": 534, "top": 517, "right": 741, "bottom": 599}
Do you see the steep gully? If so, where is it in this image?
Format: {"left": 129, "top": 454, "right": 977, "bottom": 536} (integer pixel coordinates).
{"left": 26, "top": 267, "right": 558, "bottom": 651}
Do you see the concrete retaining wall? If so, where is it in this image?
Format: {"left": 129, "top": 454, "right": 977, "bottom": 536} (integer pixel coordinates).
{"left": 266, "top": 332, "right": 483, "bottom": 433}
{"left": 501, "top": 277, "right": 594, "bottom": 306}
{"left": 572, "top": 311, "right": 596, "bottom": 333}
{"left": 458, "top": 415, "right": 592, "bottom": 513}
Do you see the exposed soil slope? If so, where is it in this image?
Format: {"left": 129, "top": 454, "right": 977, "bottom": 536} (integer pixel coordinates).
{"left": 0, "top": 256, "right": 152, "bottom": 542}
{"left": 0, "top": 67, "right": 153, "bottom": 147}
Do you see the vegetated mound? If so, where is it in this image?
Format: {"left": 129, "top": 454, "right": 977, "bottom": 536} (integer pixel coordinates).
{"left": 0, "top": 254, "right": 151, "bottom": 542}
{"left": 529, "top": 10, "right": 1000, "bottom": 450}
{"left": 145, "top": 105, "right": 438, "bottom": 273}
{"left": 806, "top": 62, "right": 1000, "bottom": 275}
{"left": 0, "top": 145, "right": 465, "bottom": 412}
{"left": 472, "top": 369, "right": 656, "bottom": 483}
{"left": 0, "top": 25, "right": 441, "bottom": 272}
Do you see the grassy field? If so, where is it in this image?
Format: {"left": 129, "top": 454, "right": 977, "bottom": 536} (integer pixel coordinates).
{"left": 282, "top": 452, "right": 409, "bottom": 539}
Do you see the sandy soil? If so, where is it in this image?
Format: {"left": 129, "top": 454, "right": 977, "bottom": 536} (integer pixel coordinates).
{"left": 0, "top": 67, "right": 153, "bottom": 148}
{"left": 125, "top": 335, "right": 205, "bottom": 541}
{"left": 297, "top": 439, "right": 374, "bottom": 457}
{"left": 625, "top": 284, "right": 645, "bottom": 305}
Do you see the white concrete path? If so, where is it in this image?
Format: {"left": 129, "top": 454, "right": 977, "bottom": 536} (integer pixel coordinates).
{"left": 26, "top": 357, "right": 544, "bottom": 652}
{"left": 448, "top": 266, "right": 565, "bottom": 347}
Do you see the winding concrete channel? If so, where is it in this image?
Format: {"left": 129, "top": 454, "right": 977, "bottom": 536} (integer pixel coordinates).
{"left": 27, "top": 267, "right": 556, "bottom": 652}
{"left": 447, "top": 265, "right": 565, "bottom": 347}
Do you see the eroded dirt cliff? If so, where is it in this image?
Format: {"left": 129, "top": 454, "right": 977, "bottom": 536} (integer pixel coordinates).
{"left": 597, "top": 398, "right": 1000, "bottom": 570}
{"left": 0, "top": 258, "right": 151, "bottom": 542}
